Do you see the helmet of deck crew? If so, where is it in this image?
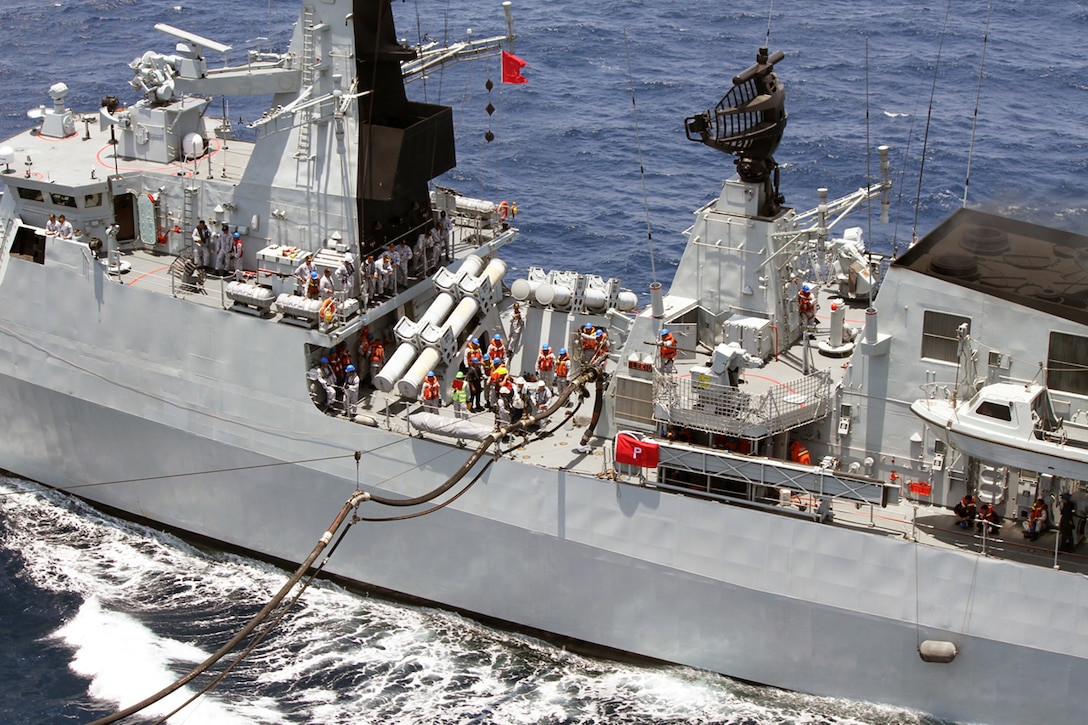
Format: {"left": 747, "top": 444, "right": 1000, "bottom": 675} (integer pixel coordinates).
{"left": 345, "top": 364, "right": 355, "bottom": 373}
{"left": 492, "top": 357, "right": 503, "bottom": 365}
{"left": 537, "top": 380, "right": 546, "bottom": 388}
{"left": 595, "top": 329, "right": 603, "bottom": 338}
{"left": 427, "top": 371, "right": 436, "bottom": 378}
{"left": 584, "top": 323, "right": 593, "bottom": 330}
{"left": 471, "top": 338, "right": 479, "bottom": 345}
{"left": 559, "top": 348, "right": 567, "bottom": 355}
{"left": 482, "top": 354, "right": 490, "bottom": 362}
{"left": 233, "top": 232, "right": 241, "bottom": 239}
{"left": 456, "top": 371, "right": 465, "bottom": 379}
{"left": 542, "top": 344, "right": 550, "bottom": 351}
{"left": 802, "top": 283, "right": 811, "bottom": 292}
{"left": 494, "top": 334, "right": 502, "bottom": 341}
{"left": 661, "top": 329, "right": 669, "bottom": 336}
{"left": 311, "top": 271, "right": 319, "bottom": 279}
{"left": 320, "top": 357, "right": 329, "bottom": 363}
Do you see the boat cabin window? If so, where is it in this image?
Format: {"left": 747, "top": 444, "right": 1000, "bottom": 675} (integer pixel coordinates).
{"left": 84, "top": 192, "right": 103, "bottom": 208}
{"left": 50, "top": 193, "right": 78, "bottom": 208}
{"left": 16, "top": 187, "right": 44, "bottom": 203}
{"left": 1047, "top": 332, "right": 1088, "bottom": 397}
{"left": 921, "top": 310, "right": 970, "bottom": 363}
{"left": 974, "top": 400, "right": 1012, "bottom": 421}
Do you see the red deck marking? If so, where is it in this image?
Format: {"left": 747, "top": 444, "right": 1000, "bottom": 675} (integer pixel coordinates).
{"left": 127, "top": 265, "right": 171, "bottom": 286}
{"left": 95, "top": 136, "right": 223, "bottom": 173}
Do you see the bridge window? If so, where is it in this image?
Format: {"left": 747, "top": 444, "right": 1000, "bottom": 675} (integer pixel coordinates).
{"left": 921, "top": 310, "right": 969, "bottom": 363}
{"left": 1047, "top": 332, "right": 1088, "bottom": 396}
{"left": 50, "top": 193, "right": 78, "bottom": 208}
{"left": 16, "top": 187, "right": 44, "bottom": 202}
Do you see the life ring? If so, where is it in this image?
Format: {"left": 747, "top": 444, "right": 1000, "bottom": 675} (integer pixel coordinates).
{"left": 319, "top": 298, "right": 336, "bottom": 323}
{"left": 497, "top": 200, "right": 510, "bottom": 222}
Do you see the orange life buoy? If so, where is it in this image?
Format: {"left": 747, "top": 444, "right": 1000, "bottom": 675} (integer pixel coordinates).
{"left": 497, "top": 200, "right": 510, "bottom": 222}
{"left": 319, "top": 297, "right": 336, "bottom": 323}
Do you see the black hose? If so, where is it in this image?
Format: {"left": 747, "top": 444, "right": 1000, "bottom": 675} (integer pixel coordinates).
{"left": 88, "top": 490, "right": 370, "bottom": 725}
{"left": 367, "top": 364, "right": 604, "bottom": 508}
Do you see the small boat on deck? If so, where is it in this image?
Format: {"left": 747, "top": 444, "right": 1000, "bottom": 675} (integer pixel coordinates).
{"left": 912, "top": 382, "right": 1088, "bottom": 482}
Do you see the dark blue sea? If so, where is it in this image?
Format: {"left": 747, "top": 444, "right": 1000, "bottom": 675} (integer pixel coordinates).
{"left": 1, "top": 1, "right": 1084, "bottom": 723}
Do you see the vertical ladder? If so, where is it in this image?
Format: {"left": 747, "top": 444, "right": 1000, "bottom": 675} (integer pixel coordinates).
{"left": 295, "top": 5, "right": 316, "bottom": 160}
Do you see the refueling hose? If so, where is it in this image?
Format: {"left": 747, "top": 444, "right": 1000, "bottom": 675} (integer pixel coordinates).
{"left": 92, "top": 364, "right": 608, "bottom": 721}
{"left": 87, "top": 489, "right": 371, "bottom": 725}
{"left": 367, "top": 363, "right": 605, "bottom": 508}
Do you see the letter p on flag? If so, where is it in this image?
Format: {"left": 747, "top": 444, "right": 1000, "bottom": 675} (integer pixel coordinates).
{"left": 502, "top": 50, "right": 528, "bottom": 84}
{"left": 615, "top": 432, "right": 659, "bottom": 468}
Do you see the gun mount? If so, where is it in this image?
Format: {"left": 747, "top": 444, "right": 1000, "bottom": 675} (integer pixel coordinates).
{"left": 685, "top": 47, "right": 787, "bottom": 217}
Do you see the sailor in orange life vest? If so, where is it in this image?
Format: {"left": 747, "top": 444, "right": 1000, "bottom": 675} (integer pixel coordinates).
{"left": 788, "top": 440, "right": 811, "bottom": 465}
{"left": 368, "top": 337, "right": 385, "bottom": 383}
{"left": 536, "top": 343, "right": 556, "bottom": 390}
{"left": 580, "top": 323, "right": 597, "bottom": 363}
{"left": 487, "top": 334, "right": 505, "bottom": 362}
{"left": 554, "top": 348, "right": 571, "bottom": 398}
{"left": 421, "top": 371, "right": 441, "bottom": 412}
{"left": 798, "top": 283, "right": 817, "bottom": 329}
{"left": 953, "top": 494, "right": 977, "bottom": 529}
{"left": 1023, "top": 498, "right": 1049, "bottom": 540}
{"left": 658, "top": 328, "right": 677, "bottom": 374}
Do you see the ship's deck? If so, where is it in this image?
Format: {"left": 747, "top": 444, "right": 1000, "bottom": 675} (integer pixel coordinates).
{"left": 341, "top": 292, "right": 1088, "bottom": 580}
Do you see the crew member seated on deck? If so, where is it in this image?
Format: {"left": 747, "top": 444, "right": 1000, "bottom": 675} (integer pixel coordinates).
{"left": 954, "top": 494, "right": 977, "bottom": 529}
{"left": 976, "top": 502, "right": 1001, "bottom": 536}
{"left": 1023, "top": 498, "right": 1050, "bottom": 541}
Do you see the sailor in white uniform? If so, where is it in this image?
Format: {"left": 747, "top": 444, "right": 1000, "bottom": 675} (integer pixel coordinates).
{"left": 191, "top": 219, "right": 210, "bottom": 268}
{"left": 214, "top": 224, "right": 232, "bottom": 275}
{"left": 343, "top": 364, "right": 360, "bottom": 417}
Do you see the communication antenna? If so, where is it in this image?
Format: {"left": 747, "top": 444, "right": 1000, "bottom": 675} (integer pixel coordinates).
{"left": 623, "top": 30, "right": 658, "bottom": 285}
{"left": 963, "top": 0, "right": 994, "bottom": 208}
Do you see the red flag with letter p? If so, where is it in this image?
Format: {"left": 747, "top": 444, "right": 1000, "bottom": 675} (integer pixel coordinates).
{"left": 615, "top": 432, "right": 659, "bottom": 468}
{"left": 502, "top": 50, "right": 528, "bottom": 84}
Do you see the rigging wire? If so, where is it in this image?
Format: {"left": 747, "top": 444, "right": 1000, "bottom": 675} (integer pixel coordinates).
{"left": 623, "top": 30, "right": 658, "bottom": 285}
{"left": 0, "top": 453, "right": 358, "bottom": 499}
{"left": 864, "top": 37, "right": 874, "bottom": 309}
{"left": 962, "top": 0, "right": 995, "bottom": 208}
{"left": 765, "top": 0, "right": 775, "bottom": 47}
{"left": 911, "top": 0, "right": 954, "bottom": 242}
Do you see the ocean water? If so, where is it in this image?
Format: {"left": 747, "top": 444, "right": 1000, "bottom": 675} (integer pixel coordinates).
{"left": 0, "top": 1, "right": 1084, "bottom": 723}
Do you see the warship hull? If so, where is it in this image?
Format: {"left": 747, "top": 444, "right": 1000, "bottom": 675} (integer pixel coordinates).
{"left": 0, "top": 247, "right": 1080, "bottom": 725}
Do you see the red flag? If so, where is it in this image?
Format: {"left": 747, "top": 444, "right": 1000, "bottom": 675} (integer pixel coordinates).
{"left": 615, "top": 432, "right": 659, "bottom": 468}
{"left": 501, "top": 50, "right": 528, "bottom": 84}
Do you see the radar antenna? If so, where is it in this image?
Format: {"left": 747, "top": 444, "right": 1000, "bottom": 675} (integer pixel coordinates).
{"left": 685, "top": 47, "right": 787, "bottom": 216}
